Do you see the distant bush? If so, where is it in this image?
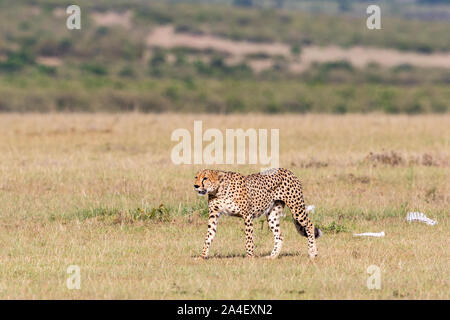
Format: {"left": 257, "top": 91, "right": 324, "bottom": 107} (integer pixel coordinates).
{"left": 265, "top": 102, "right": 281, "bottom": 113}
{"left": 333, "top": 104, "right": 348, "bottom": 114}
{"left": 193, "top": 57, "right": 252, "bottom": 78}
{"left": 150, "top": 49, "right": 166, "bottom": 67}
{"left": 194, "top": 60, "right": 212, "bottom": 76}
{"left": 164, "top": 85, "right": 180, "bottom": 102}
{"left": 0, "top": 50, "right": 35, "bottom": 72}
{"left": 391, "top": 63, "right": 415, "bottom": 73}
{"left": 118, "top": 65, "right": 135, "bottom": 77}
{"left": 319, "top": 60, "right": 354, "bottom": 73}
{"left": 95, "top": 26, "right": 110, "bottom": 36}
{"left": 34, "top": 38, "right": 73, "bottom": 56}
{"left": 226, "top": 97, "right": 247, "bottom": 113}
{"left": 0, "top": 75, "right": 447, "bottom": 113}
{"left": 36, "top": 64, "right": 57, "bottom": 76}
{"left": 290, "top": 44, "right": 302, "bottom": 56}
{"left": 134, "top": 7, "right": 173, "bottom": 24}
{"left": 245, "top": 52, "right": 271, "bottom": 60}
{"left": 80, "top": 63, "right": 108, "bottom": 76}
{"left": 137, "top": 94, "right": 171, "bottom": 113}
{"left": 55, "top": 93, "right": 90, "bottom": 112}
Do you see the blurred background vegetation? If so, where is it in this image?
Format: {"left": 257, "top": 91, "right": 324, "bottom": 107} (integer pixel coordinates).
{"left": 0, "top": 0, "right": 449, "bottom": 113}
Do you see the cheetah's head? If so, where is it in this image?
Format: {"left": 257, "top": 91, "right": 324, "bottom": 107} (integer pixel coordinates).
{"left": 193, "top": 169, "right": 222, "bottom": 196}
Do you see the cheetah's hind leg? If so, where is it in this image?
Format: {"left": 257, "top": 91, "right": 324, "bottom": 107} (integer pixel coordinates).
{"left": 265, "top": 201, "right": 284, "bottom": 259}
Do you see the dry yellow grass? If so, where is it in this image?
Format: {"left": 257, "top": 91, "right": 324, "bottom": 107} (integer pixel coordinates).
{"left": 0, "top": 113, "right": 448, "bottom": 299}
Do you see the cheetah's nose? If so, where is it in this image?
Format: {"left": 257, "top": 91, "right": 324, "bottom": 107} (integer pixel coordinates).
{"left": 194, "top": 185, "right": 200, "bottom": 189}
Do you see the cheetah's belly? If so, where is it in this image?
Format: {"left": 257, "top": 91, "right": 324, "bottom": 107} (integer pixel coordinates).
{"left": 253, "top": 201, "right": 275, "bottom": 219}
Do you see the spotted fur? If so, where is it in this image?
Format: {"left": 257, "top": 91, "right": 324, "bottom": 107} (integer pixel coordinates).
{"left": 193, "top": 168, "right": 321, "bottom": 259}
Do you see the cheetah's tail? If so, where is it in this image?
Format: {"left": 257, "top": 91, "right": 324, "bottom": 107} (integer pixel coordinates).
{"left": 293, "top": 219, "right": 322, "bottom": 238}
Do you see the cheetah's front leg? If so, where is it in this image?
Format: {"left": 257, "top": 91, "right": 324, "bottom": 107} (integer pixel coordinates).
{"left": 244, "top": 215, "right": 255, "bottom": 258}
{"left": 199, "top": 212, "right": 219, "bottom": 259}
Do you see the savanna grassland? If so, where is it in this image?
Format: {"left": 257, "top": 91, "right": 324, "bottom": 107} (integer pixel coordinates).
{"left": 0, "top": 113, "right": 448, "bottom": 299}
{"left": 0, "top": 0, "right": 449, "bottom": 300}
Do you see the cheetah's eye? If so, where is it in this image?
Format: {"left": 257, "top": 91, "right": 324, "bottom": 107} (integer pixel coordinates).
{"left": 202, "top": 177, "right": 208, "bottom": 181}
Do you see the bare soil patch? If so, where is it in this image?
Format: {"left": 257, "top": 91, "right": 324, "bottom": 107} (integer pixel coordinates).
{"left": 91, "top": 10, "right": 133, "bottom": 28}
{"left": 146, "top": 25, "right": 291, "bottom": 57}
{"left": 36, "top": 56, "right": 62, "bottom": 67}
{"left": 147, "top": 25, "right": 450, "bottom": 72}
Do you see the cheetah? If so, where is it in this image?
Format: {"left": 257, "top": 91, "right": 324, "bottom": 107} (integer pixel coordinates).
{"left": 193, "top": 168, "right": 321, "bottom": 260}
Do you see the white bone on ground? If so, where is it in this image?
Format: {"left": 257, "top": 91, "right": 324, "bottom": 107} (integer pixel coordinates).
{"left": 406, "top": 212, "right": 437, "bottom": 225}
{"left": 353, "top": 231, "right": 385, "bottom": 237}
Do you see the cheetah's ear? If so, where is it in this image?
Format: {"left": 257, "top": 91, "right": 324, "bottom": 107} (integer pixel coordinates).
{"left": 217, "top": 171, "right": 224, "bottom": 181}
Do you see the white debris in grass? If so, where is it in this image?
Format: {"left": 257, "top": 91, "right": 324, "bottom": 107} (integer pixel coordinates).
{"left": 353, "top": 231, "right": 385, "bottom": 237}
{"left": 406, "top": 212, "right": 437, "bottom": 226}
{"left": 306, "top": 205, "right": 315, "bottom": 214}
